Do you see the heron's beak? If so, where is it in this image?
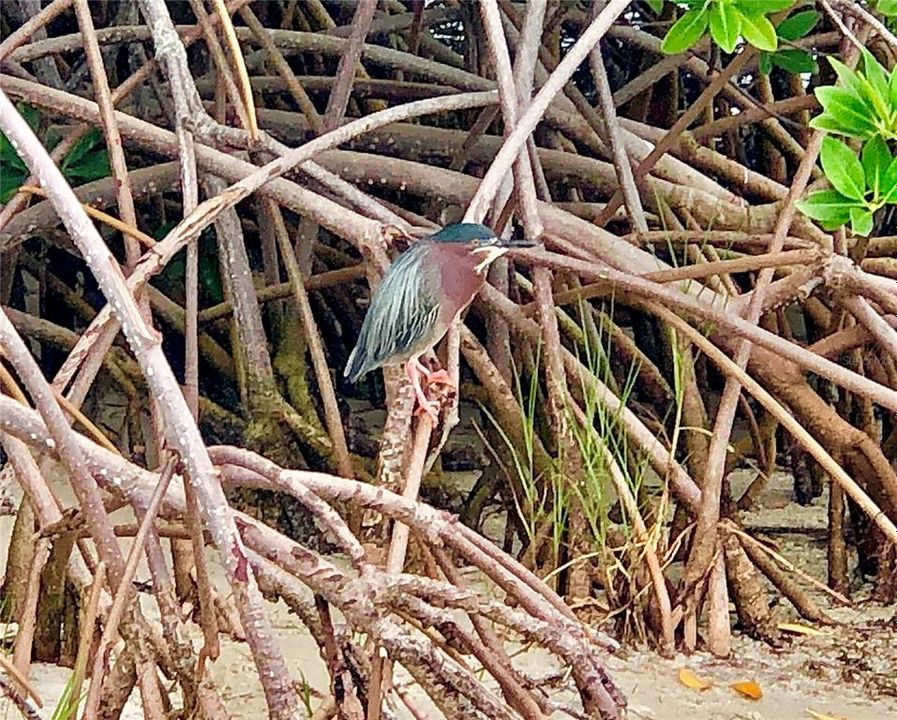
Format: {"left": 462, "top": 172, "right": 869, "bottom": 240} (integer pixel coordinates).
{"left": 499, "top": 237, "right": 537, "bottom": 248}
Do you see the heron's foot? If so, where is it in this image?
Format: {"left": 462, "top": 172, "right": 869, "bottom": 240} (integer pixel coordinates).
{"left": 423, "top": 368, "right": 452, "bottom": 388}
{"left": 411, "top": 355, "right": 452, "bottom": 389}
{"left": 419, "top": 370, "right": 454, "bottom": 424}
{"left": 406, "top": 359, "right": 442, "bottom": 423}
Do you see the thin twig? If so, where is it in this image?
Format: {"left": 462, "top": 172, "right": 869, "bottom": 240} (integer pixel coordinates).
{"left": 210, "top": 0, "right": 259, "bottom": 138}
{"left": 198, "top": 265, "right": 366, "bottom": 323}
{"left": 588, "top": 18, "right": 647, "bottom": 234}
{"left": 238, "top": 5, "right": 324, "bottom": 134}
{"left": 0, "top": 654, "right": 43, "bottom": 709}
{"left": 73, "top": 0, "right": 141, "bottom": 267}
{"left": 726, "top": 524, "right": 852, "bottom": 606}
{"left": 595, "top": 47, "right": 756, "bottom": 227}
{"left": 268, "top": 202, "right": 354, "bottom": 480}
{"left": 0, "top": 674, "right": 41, "bottom": 720}
{"left": 465, "top": 0, "right": 633, "bottom": 222}
{"left": 66, "top": 561, "right": 105, "bottom": 719}
{"left": 842, "top": 295, "right": 897, "bottom": 364}
{"left": 535, "top": 248, "right": 822, "bottom": 312}
{"left": 81, "top": 457, "right": 176, "bottom": 719}
{"left": 15, "top": 186, "right": 156, "bottom": 248}
{"left": 323, "top": 0, "right": 378, "bottom": 131}
{"left": 368, "top": 414, "right": 435, "bottom": 720}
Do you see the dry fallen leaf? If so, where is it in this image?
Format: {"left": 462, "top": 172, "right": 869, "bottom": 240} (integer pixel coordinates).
{"left": 677, "top": 667, "right": 712, "bottom": 691}
{"left": 778, "top": 622, "right": 828, "bottom": 637}
{"left": 730, "top": 680, "right": 763, "bottom": 700}
{"left": 806, "top": 711, "right": 848, "bottom": 720}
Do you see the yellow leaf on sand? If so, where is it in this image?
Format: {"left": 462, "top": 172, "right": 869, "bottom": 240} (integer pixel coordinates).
{"left": 806, "top": 711, "right": 847, "bottom": 720}
{"left": 677, "top": 667, "right": 712, "bottom": 691}
{"left": 731, "top": 680, "right": 763, "bottom": 700}
{"left": 778, "top": 622, "right": 828, "bottom": 637}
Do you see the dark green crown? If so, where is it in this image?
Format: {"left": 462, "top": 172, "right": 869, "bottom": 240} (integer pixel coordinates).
{"left": 429, "top": 222, "right": 498, "bottom": 245}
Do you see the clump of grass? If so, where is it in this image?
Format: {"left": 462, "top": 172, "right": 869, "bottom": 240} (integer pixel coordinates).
{"left": 297, "top": 669, "right": 314, "bottom": 716}
{"left": 481, "top": 301, "right": 684, "bottom": 640}
{"left": 51, "top": 673, "right": 83, "bottom": 720}
{"left": 480, "top": 343, "right": 568, "bottom": 570}
{"left": 569, "top": 302, "right": 645, "bottom": 549}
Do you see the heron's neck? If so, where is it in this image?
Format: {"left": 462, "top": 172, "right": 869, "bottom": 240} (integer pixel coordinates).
{"left": 438, "top": 245, "right": 488, "bottom": 308}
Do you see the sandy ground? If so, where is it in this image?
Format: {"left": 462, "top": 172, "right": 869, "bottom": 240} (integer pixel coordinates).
{"left": 7, "top": 614, "right": 896, "bottom": 720}
{"left": 0, "top": 465, "right": 895, "bottom": 719}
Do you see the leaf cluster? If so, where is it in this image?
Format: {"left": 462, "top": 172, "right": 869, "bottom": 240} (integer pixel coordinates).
{"left": 660, "top": 0, "right": 796, "bottom": 55}
{"left": 811, "top": 49, "right": 897, "bottom": 141}
{"left": 879, "top": 1, "right": 897, "bottom": 17}
{"left": 799, "top": 50, "right": 897, "bottom": 236}
{"left": 0, "top": 104, "right": 110, "bottom": 203}
{"left": 758, "top": 9, "right": 819, "bottom": 76}
{"left": 797, "top": 136, "right": 897, "bottom": 235}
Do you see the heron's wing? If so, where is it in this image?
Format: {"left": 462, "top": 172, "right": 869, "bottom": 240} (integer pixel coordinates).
{"left": 344, "top": 243, "right": 440, "bottom": 381}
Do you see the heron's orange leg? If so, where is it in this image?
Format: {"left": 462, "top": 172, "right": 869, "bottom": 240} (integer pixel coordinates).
{"left": 411, "top": 356, "right": 430, "bottom": 375}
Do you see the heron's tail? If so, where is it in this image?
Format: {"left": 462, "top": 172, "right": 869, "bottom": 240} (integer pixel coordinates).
{"left": 344, "top": 328, "right": 374, "bottom": 383}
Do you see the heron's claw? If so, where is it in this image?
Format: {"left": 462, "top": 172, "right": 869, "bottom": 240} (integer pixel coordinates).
{"left": 413, "top": 401, "right": 440, "bottom": 423}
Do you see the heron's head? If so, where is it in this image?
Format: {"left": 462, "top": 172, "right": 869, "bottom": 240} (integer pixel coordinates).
{"left": 430, "top": 223, "right": 533, "bottom": 275}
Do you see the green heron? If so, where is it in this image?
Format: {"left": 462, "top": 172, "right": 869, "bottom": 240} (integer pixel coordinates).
{"left": 345, "top": 222, "right": 526, "bottom": 420}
